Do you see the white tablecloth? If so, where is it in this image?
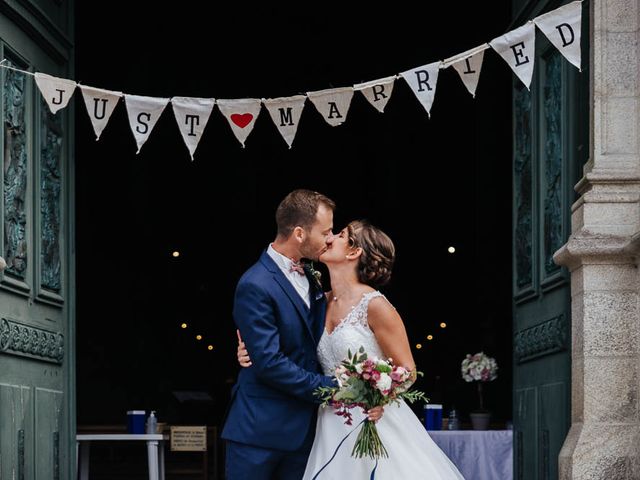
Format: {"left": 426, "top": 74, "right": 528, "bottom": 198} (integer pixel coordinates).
{"left": 427, "top": 430, "right": 513, "bottom": 480}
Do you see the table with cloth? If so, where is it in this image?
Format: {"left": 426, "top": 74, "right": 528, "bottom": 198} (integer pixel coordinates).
{"left": 427, "top": 430, "right": 513, "bottom": 480}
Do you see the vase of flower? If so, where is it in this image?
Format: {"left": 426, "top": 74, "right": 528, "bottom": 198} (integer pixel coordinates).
{"left": 461, "top": 352, "right": 498, "bottom": 430}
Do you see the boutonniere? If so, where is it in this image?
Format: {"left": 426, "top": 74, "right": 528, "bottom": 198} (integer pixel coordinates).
{"left": 304, "top": 261, "right": 323, "bottom": 292}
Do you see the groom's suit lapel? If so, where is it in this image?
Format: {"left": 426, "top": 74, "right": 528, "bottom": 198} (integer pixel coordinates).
{"left": 306, "top": 269, "right": 327, "bottom": 342}
{"left": 259, "top": 251, "right": 315, "bottom": 341}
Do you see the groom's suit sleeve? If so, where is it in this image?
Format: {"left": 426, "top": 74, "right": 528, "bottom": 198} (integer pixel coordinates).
{"left": 234, "top": 281, "right": 335, "bottom": 403}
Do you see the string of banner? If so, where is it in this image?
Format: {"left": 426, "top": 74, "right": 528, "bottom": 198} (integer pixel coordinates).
{"left": 0, "top": 1, "right": 582, "bottom": 160}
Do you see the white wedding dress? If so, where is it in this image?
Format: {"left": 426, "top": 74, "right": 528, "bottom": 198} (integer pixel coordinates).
{"left": 302, "top": 291, "right": 465, "bottom": 479}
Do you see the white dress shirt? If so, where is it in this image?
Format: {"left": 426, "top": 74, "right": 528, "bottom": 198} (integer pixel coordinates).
{"left": 267, "top": 244, "right": 310, "bottom": 308}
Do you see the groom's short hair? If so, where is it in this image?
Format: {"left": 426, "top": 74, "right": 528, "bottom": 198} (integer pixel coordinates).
{"left": 276, "top": 189, "right": 336, "bottom": 237}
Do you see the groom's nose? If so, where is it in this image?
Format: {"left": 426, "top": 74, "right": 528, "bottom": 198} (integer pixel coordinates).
{"left": 326, "top": 233, "right": 335, "bottom": 244}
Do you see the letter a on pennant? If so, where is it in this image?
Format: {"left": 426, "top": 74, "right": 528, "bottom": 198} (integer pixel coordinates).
{"left": 34, "top": 73, "right": 77, "bottom": 114}
{"left": 306, "top": 87, "right": 354, "bottom": 126}
{"left": 534, "top": 1, "right": 582, "bottom": 71}
{"left": 124, "top": 94, "right": 170, "bottom": 154}
{"left": 79, "top": 85, "right": 123, "bottom": 140}
{"left": 216, "top": 99, "right": 262, "bottom": 148}
{"left": 489, "top": 22, "right": 536, "bottom": 90}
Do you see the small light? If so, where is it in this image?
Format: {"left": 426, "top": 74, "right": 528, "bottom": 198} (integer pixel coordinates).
{"left": 416, "top": 344, "right": 422, "bottom": 349}
{"left": 172, "top": 251, "right": 180, "bottom": 258}
{"left": 180, "top": 323, "right": 187, "bottom": 329}
{"left": 196, "top": 335, "right": 202, "bottom": 341}
{"left": 207, "top": 345, "right": 214, "bottom": 351}
{"left": 448, "top": 246, "right": 456, "bottom": 254}
{"left": 427, "top": 335, "right": 433, "bottom": 341}
{"left": 440, "top": 322, "right": 447, "bottom": 328}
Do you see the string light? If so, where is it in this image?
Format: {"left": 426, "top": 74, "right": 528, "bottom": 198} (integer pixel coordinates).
{"left": 427, "top": 335, "right": 433, "bottom": 341}
{"left": 448, "top": 246, "right": 456, "bottom": 254}
{"left": 416, "top": 344, "right": 422, "bottom": 349}
{"left": 196, "top": 335, "right": 202, "bottom": 341}
{"left": 180, "top": 323, "right": 187, "bottom": 329}
{"left": 172, "top": 251, "right": 180, "bottom": 258}
{"left": 440, "top": 322, "right": 447, "bottom": 328}
{"left": 207, "top": 345, "right": 214, "bottom": 351}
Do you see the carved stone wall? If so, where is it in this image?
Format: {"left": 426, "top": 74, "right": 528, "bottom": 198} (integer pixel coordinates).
{"left": 557, "top": 0, "right": 640, "bottom": 478}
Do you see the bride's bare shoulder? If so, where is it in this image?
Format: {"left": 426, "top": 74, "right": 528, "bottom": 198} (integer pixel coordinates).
{"left": 367, "top": 294, "right": 400, "bottom": 323}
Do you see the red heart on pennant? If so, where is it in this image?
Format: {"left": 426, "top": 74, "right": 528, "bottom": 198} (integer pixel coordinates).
{"left": 230, "top": 113, "right": 254, "bottom": 128}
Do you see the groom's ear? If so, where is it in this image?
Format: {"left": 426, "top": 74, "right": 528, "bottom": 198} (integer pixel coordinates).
{"left": 293, "top": 226, "right": 305, "bottom": 243}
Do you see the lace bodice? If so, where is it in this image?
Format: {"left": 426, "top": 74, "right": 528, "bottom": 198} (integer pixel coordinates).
{"left": 317, "top": 291, "right": 386, "bottom": 376}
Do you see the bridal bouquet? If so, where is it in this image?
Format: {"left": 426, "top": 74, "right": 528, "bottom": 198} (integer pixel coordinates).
{"left": 314, "top": 346, "right": 427, "bottom": 459}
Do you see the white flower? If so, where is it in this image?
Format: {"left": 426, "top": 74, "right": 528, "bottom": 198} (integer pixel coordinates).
{"left": 0, "top": 256, "right": 6, "bottom": 271}
{"left": 461, "top": 352, "right": 498, "bottom": 382}
{"left": 376, "top": 372, "right": 392, "bottom": 393}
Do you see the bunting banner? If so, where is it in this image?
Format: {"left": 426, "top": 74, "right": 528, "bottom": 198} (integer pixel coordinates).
{"left": 171, "top": 96, "right": 216, "bottom": 160}
{"left": 400, "top": 62, "right": 441, "bottom": 117}
{"left": 354, "top": 76, "right": 396, "bottom": 113}
{"left": 263, "top": 95, "right": 307, "bottom": 148}
{"left": 489, "top": 22, "right": 536, "bottom": 89}
{"left": 34, "top": 73, "right": 77, "bottom": 114}
{"left": 79, "top": 85, "right": 123, "bottom": 140}
{"left": 534, "top": 0, "right": 582, "bottom": 70}
{"left": 124, "top": 94, "right": 170, "bottom": 154}
{"left": 307, "top": 87, "right": 354, "bottom": 127}
{"left": 216, "top": 98, "right": 262, "bottom": 148}
{"left": 445, "top": 45, "right": 487, "bottom": 98}
{"left": 0, "top": 1, "right": 583, "bottom": 157}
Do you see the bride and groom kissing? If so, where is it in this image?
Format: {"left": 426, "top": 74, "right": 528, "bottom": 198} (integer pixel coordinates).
{"left": 221, "top": 189, "right": 463, "bottom": 479}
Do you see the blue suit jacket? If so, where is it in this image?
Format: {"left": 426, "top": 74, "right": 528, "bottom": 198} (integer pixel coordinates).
{"left": 221, "top": 250, "right": 335, "bottom": 451}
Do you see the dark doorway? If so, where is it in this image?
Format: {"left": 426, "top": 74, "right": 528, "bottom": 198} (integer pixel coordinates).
{"left": 74, "top": 2, "right": 513, "bottom": 473}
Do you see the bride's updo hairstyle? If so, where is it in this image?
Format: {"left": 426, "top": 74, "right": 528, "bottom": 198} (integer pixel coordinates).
{"left": 347, "top": 220, "right": 395, "bottom": 288}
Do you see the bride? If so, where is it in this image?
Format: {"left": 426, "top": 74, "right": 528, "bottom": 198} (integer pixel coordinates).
{"left": 240, "top": 220, "right": 464, "bottom": 479}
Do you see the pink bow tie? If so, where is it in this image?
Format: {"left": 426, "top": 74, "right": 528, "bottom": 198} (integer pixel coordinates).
{"left": 289, "top": 261, "right": 305, "bottom": 275}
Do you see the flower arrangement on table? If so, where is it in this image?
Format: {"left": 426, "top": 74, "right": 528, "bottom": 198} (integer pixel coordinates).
{"left": 314, "top": 346, "right": 427, "bottom": 460}
{"left": 461, "top": 351, "right": 498, "bottom": 412}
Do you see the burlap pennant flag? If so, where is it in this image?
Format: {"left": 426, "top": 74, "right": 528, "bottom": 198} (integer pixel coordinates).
{"left": 534, "top": 1, "right": 582, "bottom": 70}
{"left": 124, "top": 94, "right": 170, "bottom": 154}
{"left": 400, "top": 62, "right": 441, "bottom": 117}
{"left": 34, "top": 73, "right": 77, "bottom": 114}
{"left": 490, "top": 22, "right": 536, "bottom": 89}
{"left": 171, "top": 97, "right": 216, "bottom": 160}
{"left": 354, "top": 75, "right": 396, "bottom": 113}
{"left": 446, "top": 45, "right": 487, "bottom": 98}
{"left": 262, "top": 95, "right": 307, "bottom": 148}
{"left": 307, "top": 87, "right": 354, "bottom": 126}
{"left": 216, "top": 99, "right": 262, "bottom": 148}
{"left": 79, "top": 85, "right": 123, "bottom": 140}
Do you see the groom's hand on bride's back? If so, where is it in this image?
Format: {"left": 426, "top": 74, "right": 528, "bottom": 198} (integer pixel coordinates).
{"left": 236, "top": 329, "right": 252, "bottom": 367}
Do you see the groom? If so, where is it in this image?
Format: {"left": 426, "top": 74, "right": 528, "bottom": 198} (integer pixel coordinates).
{"left": 221, "top": 189, "right": 339, "bottom": 480}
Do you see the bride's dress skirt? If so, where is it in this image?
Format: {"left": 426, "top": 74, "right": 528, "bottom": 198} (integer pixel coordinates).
{"left": 302, "top": 400, "right": 465, "bottom": 479}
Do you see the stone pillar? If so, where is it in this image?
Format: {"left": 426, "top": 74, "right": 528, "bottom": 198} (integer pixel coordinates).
{"left": 556, "top": 0, "right": 640, "bottom": 478}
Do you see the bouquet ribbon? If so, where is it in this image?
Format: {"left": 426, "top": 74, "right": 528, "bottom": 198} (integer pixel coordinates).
{"left": 311, "top": 418, "right": 379, "bottom": 480}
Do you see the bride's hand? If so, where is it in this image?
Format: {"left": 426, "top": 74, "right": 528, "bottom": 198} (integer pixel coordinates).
{"left": 367, "top": 406, "right": 384, "bottom": 423}
{"left": 237, "top": 329, "right": 252, "bottom": 367}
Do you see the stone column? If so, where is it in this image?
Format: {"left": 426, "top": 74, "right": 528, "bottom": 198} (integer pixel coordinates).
{"left": 556, "top": 0, "right": 640, "bottom": 478}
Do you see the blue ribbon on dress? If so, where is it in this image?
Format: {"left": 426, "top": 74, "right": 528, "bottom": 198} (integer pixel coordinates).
{"left": 311, "top": 418, "right": 379, "bottom": 480}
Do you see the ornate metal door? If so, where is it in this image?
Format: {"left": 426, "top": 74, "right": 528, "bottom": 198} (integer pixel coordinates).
{"left": 511, "top": 1, "right": 589, "bottom": 478}
{"left": 0, "top": 3, "right": 75, "bottom": 478}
